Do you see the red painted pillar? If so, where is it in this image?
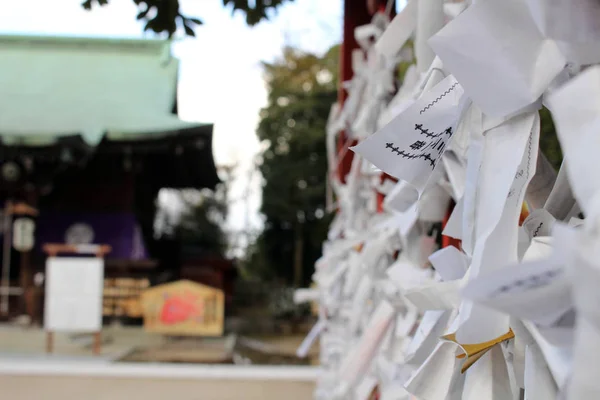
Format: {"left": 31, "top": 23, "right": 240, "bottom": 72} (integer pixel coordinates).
{"left": 441, "top": 200, "right": 462, "bottom": 250}
{"left": 376, "top": 173, "right": 398, "bottom": 213}
{"left": 338, "top": 0, "right": 394, "bottom": 190}
{"left": 336, "top": 0, "right": 372, "bottom": 184}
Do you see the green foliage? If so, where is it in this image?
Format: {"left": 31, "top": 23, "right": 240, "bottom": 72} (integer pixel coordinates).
{"left": 397, "top": 39, "right": 415, "bottom": 82}
{"left": 222, "top": 0, "right": 291, "bottom": 26}
{"left": 244, "top": 45, "right": 339, "bottom": 286}
{"left": 176, "top": 184, "right": 229, "bottom": 259}
{"left": 82, "top": 0, "right": 293, "bottom": 37}
{"left": 539, "top": 106, "right": 563, "bottom": 170}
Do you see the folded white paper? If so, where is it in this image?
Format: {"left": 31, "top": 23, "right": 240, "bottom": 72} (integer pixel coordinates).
{"left": 350, "top": 277, "right": 374, "bottom": 334}
{"left": 404, "top": 280, "right": 462, "bottom": 312}
{"left": 384, "top": 180, "right": 419, "bottom": 214}
{"left": 522, "top": 209, "right": 556, "bottom": 239}
{"left": 526, "top": 0, "right": 600, "bottom": 65}
{"left": 429, "top": 0, "right": 566, "bottom": 118}
{"left": 526, "top": 0, "right": 600, "bottom": 42}
{"left": 443, "top": 196, "right": 464, "bottom": 241}
{"left": 404, "top": 310, "right": 452, "bottom": 366}
{"left": 404, "top": 341, "right": 463, "bottom": 400}
{"left": 457, "top": 112, "right": 539, "bottom": 344}
{"left": 379, "top": 382, "right": 412, "bottom": 400}
{"left": 355, "top": 24, "right": 382, "bottom": 50}
{"left": 442, "top": 151, "right": 467, "bottom": 201}
{"left": 296, "top": 319, "right": 326, "bottom": 358}
{"left": 460, "top": 110, "right": 484, "bottom": 256}
{"left": 547, "top": 65, "right": 600, "bottom": 216}
{"left": 567, "top": 318, "right": 600, "bottom": 399}
{"left": 294, "top": 288, "right": 320, "bottom": 304}
{"left": 462, "top": 255, "right": 571, "bottom": 327}
{"left": 461, "top": 346, "right": 513, "bottom": 400}
{"left": 429, "top": 246, "right": 468, "bottom": 281}
{"left": 541, "top": 161, "right": 577, "bottom": 221}
{"left": 525, "top": 152, "right": 558, "bottom": 210}
{"left": 386, "top": 254, "right": 433, "bottom": 292}
{"left": 524, "top": 321, "right": 572, "bottom": 388}
{"left": 307, "top": 1, "right": 600, "bottom": 395}
{"left": 343, "top": 250, "right": 364, "bottom": 297}
{"left": 418, "top": 182, "right": 452, "bottom": 222}
{"left": 338, "top": 300, "right": 396, "bottom": 390}
{"left": 352, "top": 75, "right": 468, "bottom": 195}
{"left": 354, "top": 375, "right": 378, "bottom": 400}
{"left": 375, "top": 0, "right": 417, "bottom": 59}
{"left": 378, "top": 65, "right": 420, "bottom": 128}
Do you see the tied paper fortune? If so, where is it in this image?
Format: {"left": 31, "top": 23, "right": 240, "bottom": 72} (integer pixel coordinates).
{"left": 429, "top": 0, "right": 566, "bottom": 118}
{"left": 352, "top": 75, "right": 467, "bottom": 195}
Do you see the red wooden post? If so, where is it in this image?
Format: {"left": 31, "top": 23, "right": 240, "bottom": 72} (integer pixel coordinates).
{"left": 441, "top": 200, "right": 462, "bottom": 250}
{"left": 336, "top": 0, "right": 372, "bottom": 184}
{"left": 376, "top": 173, "right": 399, "bottom": 213}
{"left": 337, "top": 0, "right": 396, "bottom": 213}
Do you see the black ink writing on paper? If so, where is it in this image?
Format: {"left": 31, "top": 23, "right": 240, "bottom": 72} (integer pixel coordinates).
{"left": 419, "top": 82, "right": 460, "bottom": 115}
{"left": 490, "top": 267, "right": 563, "bottom": 298}
{"left": 384, "top": 123, "right": 453, "bottom": 170}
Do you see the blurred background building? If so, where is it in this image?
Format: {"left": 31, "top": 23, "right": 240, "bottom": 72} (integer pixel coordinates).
{"left": 0, "top": 35, "right": 237, "bottom": 324}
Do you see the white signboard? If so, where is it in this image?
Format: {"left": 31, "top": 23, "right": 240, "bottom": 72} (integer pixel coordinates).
{"left": 44, "top": 257, "right": 104, "bottom": 332}
{"left": 12, "top": 217, "right": 34, "bottom": 252}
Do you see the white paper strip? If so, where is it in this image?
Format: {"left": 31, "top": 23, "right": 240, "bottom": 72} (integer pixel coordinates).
{"left": 353, "top": 75, "right": 468, "bottom": 195}
{"left": 338, "top": 300, "right": 396, "bottom": 391}
{"left": 429, "top": 246, "right": 468, "bottom": 281}
{"left": 375, "top": 0, "right": 417, "bottom": 59}
{"left": 296, "top": 319, "right": 326, "bottom": 358}
{"left": 429, "top": 0, "right": 566, "bottom": 117}
{"left": 524, "top": 343, "right": 559, "bottom": 399}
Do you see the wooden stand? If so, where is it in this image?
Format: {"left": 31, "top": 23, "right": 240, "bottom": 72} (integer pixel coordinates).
{"left": 43, "top": 243, "right": 111, "bottom": 356}
{"left": 45, "top": 331, "right": 102, "bottom": 355}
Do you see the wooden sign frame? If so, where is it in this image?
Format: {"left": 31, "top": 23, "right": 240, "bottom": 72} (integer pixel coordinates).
{"left": 42, "top": 243, "right": 111, "bottom": 355}
{"left": 140, "top": 280, "right": 225, "bottom": 337}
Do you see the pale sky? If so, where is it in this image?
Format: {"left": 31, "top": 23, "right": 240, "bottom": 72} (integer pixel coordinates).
{"left": 0, "top": 0, "right": 343, "bottom": 245}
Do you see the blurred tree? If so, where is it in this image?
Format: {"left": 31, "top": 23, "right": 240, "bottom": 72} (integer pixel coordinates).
{"left": 82, "top": 0, "right": 293, "bottom": 37}
{"left": 176, "top": 187, "right": 229, "bottom": 258}
{"left": 397, "top": 38, "right": 414, "bottom": 82}
{"left": 244, "top": 45, "right": 339, "bottom": 287}
{"left": 156, "top": 166, "right": 234, "bottom": 260}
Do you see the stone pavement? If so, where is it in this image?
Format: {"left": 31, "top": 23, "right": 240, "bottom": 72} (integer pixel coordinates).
{"left": 0, "top": 324, "right": 318, "bottom": 399}
{"left": 0, "top": 324, "right": 163, "bottom": 358}
{"left": 0, "top": 357, "right": 318, "bottom": 400}
{"left": 0, "top": 375, "right": 315, "bottom": 400}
